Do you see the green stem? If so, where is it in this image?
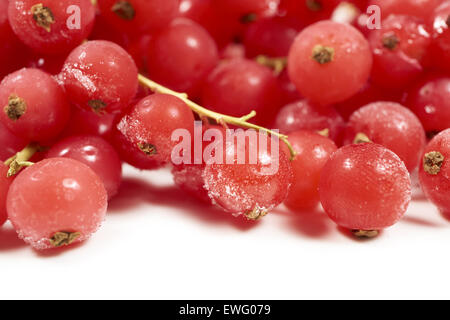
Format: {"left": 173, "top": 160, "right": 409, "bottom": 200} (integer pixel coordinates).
{"left": 4, "top": 143, "right": 38, "bottom": 177}
{"left": 137, "top": 74, "right": 297, "bottom": 160}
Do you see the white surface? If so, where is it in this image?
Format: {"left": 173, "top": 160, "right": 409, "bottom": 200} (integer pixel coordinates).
{"left": 0, "top": 165, "right": 448, "bottom": 300}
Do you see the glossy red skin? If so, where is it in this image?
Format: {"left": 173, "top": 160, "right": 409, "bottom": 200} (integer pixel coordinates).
{"left": 335, "top": 80, "right": 401, "bottom": 120}
{"left": 0, "top": 122, "right": 28, "bottom": 161}
{"left": 61, "top": 40, "right": 138, "bottom": 114}
{"left": 127, "top": 34, "right": 152, "bottom": 72}
{"left": 0, "top": 68, "right": 70, "bottom": 142}
{"left": 147, "top": 18, "right": 219, "bottom": 98}
{"left": 369, "top": 0, "right": 441, "bottom": 20}
{"left": 243, "top": 17, "right": 299, "bottom": 58}
{"left": 7, "top": 158, "right": 108, "bottom": 250}
{"left": 111, "top": 128, "right": 164, "bottom": 170}
{"left": 117, "top": 93, "right": 195, "bottom": 165}
{"left": 60, "top": 107, "right": 117, "bottom": 142}
{"left": 98, "top": 0, "right": 179, "bottom": 34}
{"left": 23, "top": 51, "right": 66, "bottom": 75}
{"left": 288, "top": 21, "right": 372, "bottom": 106}
{"left": 88, "top": 13, "right": 129, "bottom": 48}
{"left": 274, "top": 99, "right": 345, "bottom": 143}
{"left": 202, "top": 59, "right": 281, "bottom": 125}
{"left": 172, "top": 124, "right": 226, "bottom": 203}
{"left": 47, "top": 135, "right": 122, "bottom": 199}
{"left": 203, "top": 131, "right": 293, "bottom": 216}
{"left": 220, "top": 43, "right": 246, "bottom": 61}
{"left": 284, "top": 131, "right": 337, "bottom": 211}
{"left": 429, "top": 2, "right": 450, "bottom": 72}
{"left": 419, "top": 129, "right": 450, "bottom": 215}
{"left": 345, "top": 102, "right": 426, "bottom": 171}
{"left": 278, "top": 70, "right": 302, "bottom": 106}
{"left": 177, "top": 0, "right": 211, "bottom": 23}
{"left": 405, "top": 74, "right": 450, "bottom": 133}
{"left": 280, "top": 0, "right": 341, "bottom": 26}
{"left": 319, "top": 143, "right": 411, "bottom": 231}
{"left": 8, "top": 0, "right": 95, "bottom": 54}
{"left": 0, "top": 163, "right": 13, "bottom": 226}
{"left": 214, "top": 0, "right": 280, "bottom": 17}
{"left": 369, "top": 15, "right": 431, "bottom": 90}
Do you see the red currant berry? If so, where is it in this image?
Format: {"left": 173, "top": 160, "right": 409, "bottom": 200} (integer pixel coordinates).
{"left": 61, "top": 107, "right": 117, "bottom": 142}
{"left": 203, "top": 131, "right": 293, "bottom": 219}
{"left": 88, "top": 12, "right": 129, "bottom": 48}
{"left": 202, "top": 59, "right": 281, "bottom": 125}
{"left": 127, "top": 34, "right": 152, "bottom": 72}
{"left": 98, "top": 0, "right": 179, "bottom": 34}
{"left": 419, "top": 129, "right": 450, "bottom": 215}
{"left": 278, "top": 69, "right": 302, "bottom": 106}
{"left": 274, "top": 99, "right": 345, "bottom": 143}
{"left": 0, "top": 121, "right": 28, "bottom": 161}
{"left": 280, "top": 0, "right": 341, "bottom": 26}
{"left": 147, "top": 18, "right": 219, "bottom": 98}
{"left": 61, "top": 40, "right": 138, "bottom": 115}
{"left": 288, "top": 21, "right": 372, "bottom": 105}
{"left": 47, "top": 135, "right": 122, "bottom": 200}
{"left": 345, "top": 102, "right": 426, "bottom": 171}
{"left": 368, "top": 0, "right": 441, "bottom": 21}
{"left": 243, "top": 17, "right": 300, "bottom": 58}
{"left": 284, "top": 130, "right": 337, "bottom": 211}
{"left": 23, "top": 51, "right": 66, "bottom": 75}
{"left": 215, "top": 0, "right": 280, "bottom": 18}
{"left": 0, "top": 163, "right": 13, "bottom": 227}
{"left": 220, "top": 43, "right": 246, "bottom": 61}
{"left": 405, "top": 74, "right": 450, "bottom": 134}
{"left": 117, "top": 93, "right": 195, "bottom": 165}
{"left": 319, "top": 143, "right": 411, "bottom": 234}
{"left": 8, "top": 0, "right": 96, "bottom": 54}
{"left": 177, "top": 0, "right": 211, "bottom": 23}
{"left": 0, "top": 68, "right": 70, "bottom": 143}
{"left": 429, "top": 1, "right": 450, "bottom": 72}
{"left": 368, "top": 15, "right": 431, "bottom": 89}
{"left": 7, "top": 158, "right": 108, "bottom": 250}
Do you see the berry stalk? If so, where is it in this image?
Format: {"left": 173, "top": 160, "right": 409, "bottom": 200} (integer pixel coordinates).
{"left": 137, "top": 74, "right": 297, "bottom": 160}
{"left": 4, "top": 143, "right": 39, "bottom": 177}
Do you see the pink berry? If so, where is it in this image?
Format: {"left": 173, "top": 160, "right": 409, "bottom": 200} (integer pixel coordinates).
{"left": 202, "top": 59, "right": 281, "bottom": 125}
{"left": 46, "top": 135, "right": 122, "bottom": 200}
{"left": 274, "top": 99, "right": 345, "bottom": 143}
{"left": 419, "top": 129, "right": 450, "bottom": 215}
{"left": 7, "top": 158, "right": 107, "bottom": 250}
{"left": 368, "top": 15, "right": 431, "bottom": 89}
{"left": 61, "top": 40, "right": 138, "bottom": 115}
{"left": 284, "top": 130, "right": 337, "bottom": 211}
{"left": 405, "top": 74, "right": 450, "bottom": 134}
{"left": 345, "top": 102, "right": 426, "bottom": 171}
{"left": 319, "top": 143, "right": 411, "bottom": 233}
{"left": 203, "top": 131, "right": 293, "bottom": 219}
{"left": 0, "top": 163, "right": 13, "bottom": 227}
{"left": 147, "top": 18, "right": 219, "bottom": 97}
{"left": 0, "top": 68, "right": 70, "bottom": 143}
{"left": 288, "top": 21, "right": 372, "bottom": 105}
{"left": 117, "top": 93, "right": 195, "bottom": 165}
{"left": 8, "top": 0, "right": 96, "bottom": 54}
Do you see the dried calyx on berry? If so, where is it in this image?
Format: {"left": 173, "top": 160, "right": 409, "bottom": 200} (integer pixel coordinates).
{"left": 312, "top": 45, "right": 334, "bottom": 64}
{"left": 4, "top": 94, "right": 27, "bottom": 121}
{"left": 112, "top": 0, "right": 136, "bottom": 20}
{"left": 31, "top": 3, "right": 55, "bottom": 32}
{"left": 382, "top": 33, "right": 400, "bottom": 50}
{"left": 423, "top": 151, "right": 444, "bottom": 175}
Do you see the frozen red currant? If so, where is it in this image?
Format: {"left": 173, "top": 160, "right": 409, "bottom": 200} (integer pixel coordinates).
{"left": 203, "top": 131, "right": 293, "bottom": 219}
{"left": 98, "top": 0, "right": 179, "bottom": 34}
{"left": 117, "top": 93, "right": 195, "bottom": 165}
{"left": 147, "top": 18, "right": 219, "bottom": 97}
{"left": 419, "top": 129, "right": 450, "bottom": 215}
{"left": 202, "top": 59, "right": 281, "bottom": 125}
{"left": 319, "top": 143, "right": 411, "bottom": 236}
{"left": 405, "top": 74, "right": 450, "bottom": 134}
{"left": 368, "top": 0, "right": 441, "bottom": 21}
{"left": 60, "top": 40, "right": 138, "bottom": 114}
{"left": 274, "top": 99, "right": 345, "bottom": 143}
{"left": 368, "top": 15, "right": 431, "bottom": 89}
{"left": 288, "top": 21, "right": 372, "bottom": 105}
{"left": 7, "top": 157, "right": 108, "bottom": 249}
{"left": 429, "top": 1, "right": 450, "bottom": 72}
{"left": 8, "top": 0, "right": 96, "bottom": 54}
{"left": 284, "top": 130, "right": 337, "bottom": 211}
{"left": 345, "top": 102, "right": 426, "bottom": 171}
{"left": 0, "top": 163, "right": 13, "bottom": 227}
{"left": 0, "top": 68, "right": 70, "bottom": 143}
{"left": 0, "top": 121, "right": 28, "bottom": 161}
{"left": 47, "top": 135, "right": 122, "bottom": 200}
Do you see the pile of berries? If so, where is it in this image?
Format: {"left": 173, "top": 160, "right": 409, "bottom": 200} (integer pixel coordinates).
{"left": 0, "top": 0, "right": 449, "bottom": 250}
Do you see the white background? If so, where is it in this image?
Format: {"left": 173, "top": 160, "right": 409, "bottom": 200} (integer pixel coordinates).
{"left": 0, "top": 165, "right": 449, "bottom": 300}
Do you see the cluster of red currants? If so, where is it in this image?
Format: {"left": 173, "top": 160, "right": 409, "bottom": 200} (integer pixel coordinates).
{"left": 0, "top": 0, "right": 449, "bottom": 250}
